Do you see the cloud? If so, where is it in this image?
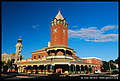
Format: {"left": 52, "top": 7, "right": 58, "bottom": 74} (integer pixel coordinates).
{"left": 69, "top": 27, "right": 102, "bottom": 39}
{"left": 69, "top": 25, "right": 118, "bottom": 42}
{"left": 101, "top": 25, "right": 116, "bottom": 32}
{"left": 85, "top": 34, "right": 118, "bottom": 42}
{"left": 72, "top": 25, "right": 80, "bottom": 28}
{"left": 32, "top": 24, "right": 40, "bottom": 30}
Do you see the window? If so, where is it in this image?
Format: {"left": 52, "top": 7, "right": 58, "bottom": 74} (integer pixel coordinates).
{"left": 34, "top": 56, "right": 36, "bottom": 59}
{"left": 63, "top": 29, "right": 65, "bottom": 33}
{"left": 54, "top": 28, "right": 57, "bottom": 32}
{"left": 38, "top": 55, "right": 40, "bottom": 58}
{"left": 56, "top": 20, "right": 57, "bottom": 24}
{"left": 19, "top": 47, "right": 20, "bottom": 50}
{"left": 50, "top": 65, "right": 52, "bottom": 69}
{"left": 59, "top": 20, "right": 61, "bottom": 24}
{"left": 43, "top": 55, "right": 45, "bottom": 59}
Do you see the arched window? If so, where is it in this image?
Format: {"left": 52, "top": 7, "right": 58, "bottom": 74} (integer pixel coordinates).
{"left": 56, "top": 20, "right": 57, "bottom": 24}
{"left": 19, "top": 47, "right": 20, "bottom": 50}
{"left": 34, "top": 56, "right": 36, "bottom": 59}
{"left": 54, "top": 28, "right": 57, "bottom": 32}
{"left": 38, "top": 54, "right": 40, "bottom": 58}
{"left": 43, "top": 55, "right": 46, "bottom": 59}
{"left": 59, "top": 20, "right": 61, "bottom": 24}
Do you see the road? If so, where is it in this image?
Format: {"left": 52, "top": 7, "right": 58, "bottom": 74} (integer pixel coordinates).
{"left": 1, "top": 72, "right": 118, "bottom": 80}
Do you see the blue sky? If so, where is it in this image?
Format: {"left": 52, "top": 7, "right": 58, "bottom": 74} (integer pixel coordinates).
{"left": 2, "top": 2, "right": 118, "bottom": 61}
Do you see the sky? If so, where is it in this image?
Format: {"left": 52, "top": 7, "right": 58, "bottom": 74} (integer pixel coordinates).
{"left": 2, "top": 1, "right": 119, "bottom": 61}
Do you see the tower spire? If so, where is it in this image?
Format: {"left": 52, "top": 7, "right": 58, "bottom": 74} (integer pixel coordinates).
{"left": 58, "top": 8, "right": 60, "bottom": 12}
{"left": 55, "top": 9, "right": 64, "bottom": 20}
{"left": 16, "top": 38, "right": 22, "bottom": 61}
{"left": 51, "top": 10, "right": 68, "bottom": 47}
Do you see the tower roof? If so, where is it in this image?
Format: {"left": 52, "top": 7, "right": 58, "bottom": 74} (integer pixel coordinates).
{"left": 55, "top": 10, "right": 64, "bottom": 20}
{"left": 17, "top": 38, "right": 22, "bottom": 43}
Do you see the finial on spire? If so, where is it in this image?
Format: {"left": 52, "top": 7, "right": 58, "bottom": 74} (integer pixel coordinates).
{"left": 55, "top": 9, "right": 64, "bottom": 20}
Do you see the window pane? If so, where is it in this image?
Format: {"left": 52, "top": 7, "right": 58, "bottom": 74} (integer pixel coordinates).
{"left": 34, "top": 56, "right": 36, "bottom": 59}
{"left": 39, "top": 55, "right": 40, "bottom": 58}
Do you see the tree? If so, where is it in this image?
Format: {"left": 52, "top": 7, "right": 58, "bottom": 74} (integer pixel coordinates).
{"left": 110, "top": 63, "right": 116, "bottom": 70}
{"left": 1, "top": 61, "right": 6, "bottom": 72}
{"left": 115, "top": 57, "right": 119, "bottom": 64}
{"left": 102, "top": 61, "right": 109, "bottom": 72}
{"left": 2, "top": 61, "right": 6, "bottom": 66}
{"left": 109, "top": 60, "right": 116, "bottom": 70}
{"left": 109, "top": 60, "right": 115, "bottom": 63}
{"left": 102, "top": 59, "right": 118, "bottom": 72}
{"left": 6, "top": 60, "right": 12, "bottom": 69}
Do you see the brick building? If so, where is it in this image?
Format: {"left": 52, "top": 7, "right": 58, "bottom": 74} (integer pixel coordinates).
{"left": 83, "top": 57, "right": 102, "bottom": 71}
{"left": 14, "top": 10, "right": 102, "bottom": 75}
{"left": 2, "top": 52, "right": 16, "bottom": 63}
{"left": 2, "top": 38, "right": 23, "bottom": 63}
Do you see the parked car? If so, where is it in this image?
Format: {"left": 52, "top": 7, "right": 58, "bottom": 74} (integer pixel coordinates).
{"left": 94, "top": 70, "right": 101, "bottom": 74}
{"left": 64, "top": 71, "right": 68, "bottom": 75}
{"left": 112, "top": 69, "right": 119, "bottom": 74}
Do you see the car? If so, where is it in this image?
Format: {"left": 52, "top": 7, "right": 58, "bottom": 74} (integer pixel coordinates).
{"left": 64, "top": 71, "right": 68, "bottom": 75}
{"left": 94, "top": 70, "right": 101, "bottom": 74}
{"left": 112, "top": 70, "right": 119, "bottom": 74}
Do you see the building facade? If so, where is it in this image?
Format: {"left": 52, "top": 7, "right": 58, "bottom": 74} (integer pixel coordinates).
{"left": 2, "top": 38, "right": 23, "bottom": 63}
{"left": 2, "top": 52, "right": 16, "bottom": 63}
{"left": 14, "top": 10, "right": 102, "bottom": 75}
{"left": 82, "top": 57, "right": 102, "bottom": 71}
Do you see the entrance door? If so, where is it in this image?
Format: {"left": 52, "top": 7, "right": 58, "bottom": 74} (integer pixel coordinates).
{"left": 55, "top": 64, "right": 69, "bottom": 74}
{"left": 56, "top": 68, "right": 62, "bottom": 74}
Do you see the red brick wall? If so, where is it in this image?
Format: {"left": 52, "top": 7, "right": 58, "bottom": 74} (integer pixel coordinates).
{"left": 32, "top": 54, "right": 38, "bottom": 60}
{"left": 83, "top": 58, "right": 102, "bottom": 70}
{"left": 51, "top": 24, "right": 68, "bottom": 47}
{"left": 32, "top": 52, "right": 48, "bottom": 60}
{"left": 73, "top": 52, "right": 76, "bottom": 60}
{"left": 83, "top": 58, "right": 102, "bottom": 65}
{"left": 83, "top": 59, "right": 88, "bottom": 63}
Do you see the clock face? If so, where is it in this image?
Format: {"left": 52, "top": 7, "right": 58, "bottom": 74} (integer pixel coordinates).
{"left": 54, "top": 28, "right": 57, "bottom": 32}
{"left": 63, "top": 29, "right": 65, "bottom": 33}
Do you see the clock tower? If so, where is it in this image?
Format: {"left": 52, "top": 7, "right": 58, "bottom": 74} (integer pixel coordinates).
{"left": 51, "top": 10, "right": 68, "bottom": 47}
{"left": 16, "top": 38, "right": 22, "bottom": 61}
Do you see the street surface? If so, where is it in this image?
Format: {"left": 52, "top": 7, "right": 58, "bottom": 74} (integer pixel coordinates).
{"left": 1, "top": 72, "right": 118, "bottom": 80}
